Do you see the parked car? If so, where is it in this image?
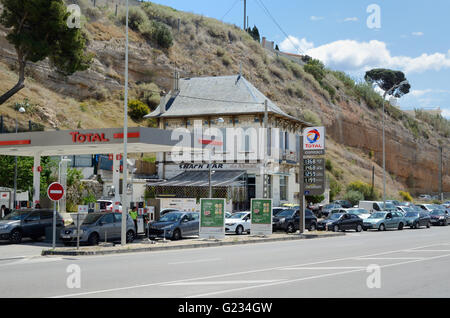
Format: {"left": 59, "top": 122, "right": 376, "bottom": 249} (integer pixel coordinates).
{"left": 320, "top": 203, "right": 342, "bottom": 218}
{"left": 419, "top": 194, "right": 432, "bottom": 201}
{"left": 225, "top": 212, "right": 251, "bottom": 235}
{"left": 417, "top": 204, "right": 441, "bottom": 212}
{"left": 359, "top": 201, "right": 397, "bottom": 213}
{"left": 272, "top": 209, "right": 317, "bottom": 232}
{"left": 429, "top": 210, "right": 449, "bottom": 226}
{"left": 147, "top": 211, "right": 199, "bottom": 240}
{"left": 363, "top": 211, "right": 406, "bottom": 231}
{"left": 317, "top": 213, "right": 363, "bottom": 232}
{"left": 403, "top": 211, "right": 431, "bottom": 229}
{"left": 61, "top": 212, "right": 135, "bottom": 246}
{"left": 345, "top": 208, "right": 371, "bottom": 220}
{"left": 333, "top": 200, "right": 353, "bottom": 208}
{"left": 0, "top": 209, "right": 64, "bottom": 244}
{"left": 272, "top": 207, "right": 290, "bottom": 217}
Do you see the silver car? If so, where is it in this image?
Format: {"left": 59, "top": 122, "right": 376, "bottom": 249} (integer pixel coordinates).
{"left": 60, "top": 212, "right": 136, "bottom": 246}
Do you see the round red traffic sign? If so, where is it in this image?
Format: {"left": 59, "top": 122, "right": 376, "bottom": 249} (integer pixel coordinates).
{"left": 47, "top": 182, "right": 64, "bottom": 201}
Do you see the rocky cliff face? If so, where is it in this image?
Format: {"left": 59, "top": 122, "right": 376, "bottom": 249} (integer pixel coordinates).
{"left": 0, "top": 1, "right": 448, "bottom": 196}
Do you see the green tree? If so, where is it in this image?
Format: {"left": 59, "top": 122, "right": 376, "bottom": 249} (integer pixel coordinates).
{"left": 364, "top": 69, "right": 411, "bottom": 98}
{"left": 343, "top": 190, "right": 364, "bottom": 206}
{"left": 0, "top": 155, "right": 57, "bottom": 197}
{"left": 304, "top": 58, "right": 326, "bottom": 83}
{"left": 0, "top": 0, "right": 92, "bottom": 105}
{"left": 128, "top": 99, "right": 150, "bottom": 122}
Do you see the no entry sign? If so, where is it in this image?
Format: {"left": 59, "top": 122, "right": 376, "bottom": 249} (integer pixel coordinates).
{"left": 47, "top": 182, "right": 64, "bottom": 201}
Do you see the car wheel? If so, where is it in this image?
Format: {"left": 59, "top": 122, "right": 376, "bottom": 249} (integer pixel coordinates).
{"left": 172, "top": 229, "right": 181, "bottom": 241}
{"left": 88, "top": 232, "right": 100, "bottom": 246}
{"left": 379, "top": 224, "right": 386, "bottom": 231}
{"left": 415, "top": 222, "right": 421, "bottom": 229}
{"left": 126, "top": 230, "right": 135, "bottom": 243}
{"left": 309, "top": 223, "right": 317, "bottom": 231}
{"left": 356, "top": 224, "right": 363, "bottom": 232}
{"left": 9, "top": 229, "right": 22, "bottom": 244}
{"left": 235, "top": 225, "right": 244, "bottom": 235}
{"left": 398, "top": 223, "right": 404, "bottom": 231}
{"left": 287, "top": 223, "right": 295, "bottom": 233}
{"left": 333, "top": 225, "right": 339, "bottom": 232}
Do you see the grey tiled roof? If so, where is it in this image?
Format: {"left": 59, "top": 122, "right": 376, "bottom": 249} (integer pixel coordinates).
{"left": 145, "top": 75, "right": 302, "bottom": 122}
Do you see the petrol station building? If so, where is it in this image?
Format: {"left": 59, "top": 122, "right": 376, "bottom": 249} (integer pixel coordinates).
{"left": 0, "top": 127, "right": 192, "bottom": 208}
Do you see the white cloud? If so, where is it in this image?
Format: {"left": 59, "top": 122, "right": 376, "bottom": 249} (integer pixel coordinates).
{"left": 412, "top": 32, "right": 424, "bottom": 36}
{"left": 279, "top": 36, "right": 450, "bottom": 74}
{"left": 411, "top": 89, "right": 448, "bottom": 97}
{"left": 343, "top": 17, "right": 359, "bottom": 22}
{"left": 310, "top": 16, "right": 324, "bottom": 21}
{"left": 279, "top": 36, "right": 314, "bottom": 54}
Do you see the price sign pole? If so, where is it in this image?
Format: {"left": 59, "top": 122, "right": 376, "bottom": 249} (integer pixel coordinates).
{"left": 301, "top": 127, "right": 326, "bottom": 234}
{"left": 47, "top": 182, "right": 64, "bottom": 249}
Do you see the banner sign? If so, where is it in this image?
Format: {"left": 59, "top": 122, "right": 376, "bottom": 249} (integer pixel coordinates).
{"left": 303, "top": 127, "right": 326, "bottom": 156}
{"left": 199, "top": 198, "right": 225, "bottom": 239}
{"left": 251, "top": 199, "right": 272, "bottom": 236}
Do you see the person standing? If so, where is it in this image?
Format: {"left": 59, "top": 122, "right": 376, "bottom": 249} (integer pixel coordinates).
{"left": 1, "top": 205, "right": 6, "bottom": 218}
{"left": 130, "top": 207, "right": 138, "bottom": 232}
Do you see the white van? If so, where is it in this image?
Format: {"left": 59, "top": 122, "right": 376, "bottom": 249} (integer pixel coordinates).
{"left": 358, "top": 201, "right": 397, "bottom": 213}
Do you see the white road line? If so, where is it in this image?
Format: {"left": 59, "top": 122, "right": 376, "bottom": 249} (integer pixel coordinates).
{"left": 279, "top": 266, "right": 367, "bottom": 270}
{"left": 168, "top": 258, "right": 221, "bottom": 265}
{"left": 187, "top": 253, "right": 450, "bottom": 298}
{"left": 163, "top": 280, "right": 283, "bottom": 286}
{"left": 50, "top": 242, "right": 446, "bottom": 298}
{"left": 354, "top": 257, "right": 425, "bottom": 260}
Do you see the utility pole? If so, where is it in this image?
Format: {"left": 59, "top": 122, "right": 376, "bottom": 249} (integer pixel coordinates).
{"left": 439, "top": 145, "right": 443, "bottom": 202}
{"left": 243, "top": 0, "right": 247, "bottom": 30}
{"left": 298, "top": 133, "right": 304, "bottom": 234}
{"left": 263, "top": 100, "right": 268, "bottom": 199}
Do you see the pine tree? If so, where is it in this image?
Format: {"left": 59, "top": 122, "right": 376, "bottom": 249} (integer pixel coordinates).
{"left": 0, "top": 0, "right": 92, "bottom": 105}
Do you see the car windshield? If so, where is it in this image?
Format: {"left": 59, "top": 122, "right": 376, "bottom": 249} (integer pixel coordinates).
{"left": 229, "top": 212, "right": 247, "bottom": 219}
{"left": 277, "top": 210, "right": 293, "bottom": 217}
{"left": 430, "top": 210, "right": 444, "bottom": 216}
{"left": 159, "top": 212, "right": 183, "bottom": 222}
{"left": 82, "top": 214, "right": 103, "bottom": 225}
{"left": 405, "top": 212, "right": 419, "bottom": 217}
{"left": 329, "top": 213, "right": 343, "bottom": 220}
{"left": 2, "top": 211, "right": 28, "bottom": 220}
{"left": 370, "top": 212, "right": 386, "bottom": 219}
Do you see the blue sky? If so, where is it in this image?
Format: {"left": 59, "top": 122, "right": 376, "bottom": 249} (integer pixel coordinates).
{"left": 147, "top": 0, "right": 450, "bottom": 118}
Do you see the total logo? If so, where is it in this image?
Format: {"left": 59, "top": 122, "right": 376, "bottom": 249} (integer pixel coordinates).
{"left": 306, "top": 129, "right": 321, "bottom": 144}
{"left": 303, "top": 126, "right": 325, "bottom": 150}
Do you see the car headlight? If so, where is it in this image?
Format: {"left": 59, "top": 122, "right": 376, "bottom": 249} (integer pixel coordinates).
{"left": 439, "top": 216, "right": 445, "bottom": 220}
{"left": 226, "top": 223, "right": 235, "bottom": 226}
{"left": 0, "top": 224, "right": 9, "bottom": 230}
{"left": 280, "top": 218, "right": 286, "bottom": 223}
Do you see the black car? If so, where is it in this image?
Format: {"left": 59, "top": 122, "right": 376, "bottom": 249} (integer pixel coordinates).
{"left": 320, "top": 203, "right": 342, "bottom": 218}
{"left": 272, "top": 209, "right": 317, "bottom": 233}
{"left": 317, "top": 213, "right": 363, "bottom": 232}
{"left": 0, "top": 209, "right": 64, "bottom": 244}
{"left": 429, "top": 210, "right": 449, "bottom": 226}
{"left": 333, "top": 200, "right": 353, "bottom": 209}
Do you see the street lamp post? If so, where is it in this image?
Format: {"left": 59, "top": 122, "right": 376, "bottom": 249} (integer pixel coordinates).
{"left": 121, "top": 0, "right": 130, "bottom": 246}
{"left": 382, "top": 80, "right": 409, "bottom": 206}
{"left": 13, "top": 107, "right": 25, "bottom": 209}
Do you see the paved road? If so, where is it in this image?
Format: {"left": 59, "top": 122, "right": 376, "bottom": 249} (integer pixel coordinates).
{"left": 1, "top": 226, "right": 450, "bottom": 298}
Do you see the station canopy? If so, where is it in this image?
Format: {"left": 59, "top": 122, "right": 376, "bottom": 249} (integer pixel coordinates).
{"left": 0, "top": 127, "right": 196, "bottom": 157}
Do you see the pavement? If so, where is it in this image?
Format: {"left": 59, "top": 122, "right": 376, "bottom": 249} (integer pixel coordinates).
{"left": 41, "top": 231, "right": 344, "bottom": 256}
{"left": 1, "top": 226, "right": 450, "bottom": 297}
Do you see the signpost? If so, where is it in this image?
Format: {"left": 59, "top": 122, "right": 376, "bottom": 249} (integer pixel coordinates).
{"left": 47, "top": 182, "right": 64, "bottom": 249}
{"left": 300, "top": 127, "right": 326, "bottom": 234}
{"left": 251, "top": 199, "right": 272, "bottom": 236}
{"left": 199, "top": 198, "right": 225, "bottom": 240}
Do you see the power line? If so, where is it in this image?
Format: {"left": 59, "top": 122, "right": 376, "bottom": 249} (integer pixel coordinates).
{"left": 253, "top": 0, "right": 305, "bottom": 55}
{"left": 221, "top": 0, "right": 241, "bottom": 21}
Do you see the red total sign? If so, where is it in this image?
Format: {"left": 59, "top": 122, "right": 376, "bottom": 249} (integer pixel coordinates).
{"left": 47, "top": 183, "right": 65, "bottom": 201}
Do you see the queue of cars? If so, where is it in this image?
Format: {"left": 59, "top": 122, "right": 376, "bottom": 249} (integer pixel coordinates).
{"left": 0, "top": 200, "right": 448, "bottom": 245}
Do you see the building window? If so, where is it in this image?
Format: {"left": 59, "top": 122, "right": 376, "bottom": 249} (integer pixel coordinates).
{"left": 280, "top": 176, "right": 288, "bottom": 201}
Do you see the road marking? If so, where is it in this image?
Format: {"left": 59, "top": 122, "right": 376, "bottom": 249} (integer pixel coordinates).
{"left": 354, "top": 257, "right": 425, "bottom": 260}
{"left": 163, "top": 280, "right": 283, "bottom": 286}
{"left": 168, "top": 258, "right": 221, "bottom": 265}
{"left": 187, "top": 253, "right": 450, "bottom": 298}
{"left": 279, "top": 266, "right": 367, "bottom": 270}
{"left": 0, "top": 256, "right": 62, "bottom": 267}
{"left": 50, "top": 242, "right": 446, "bottom": 298}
